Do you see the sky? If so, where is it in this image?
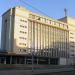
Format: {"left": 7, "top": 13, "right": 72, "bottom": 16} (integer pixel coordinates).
{"left": 0, "top": 0, "right": 75, "bottom": 47}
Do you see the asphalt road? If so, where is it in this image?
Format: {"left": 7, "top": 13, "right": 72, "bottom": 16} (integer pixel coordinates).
{"left": 0, "top": 69, "right": 75, "bottom": 75}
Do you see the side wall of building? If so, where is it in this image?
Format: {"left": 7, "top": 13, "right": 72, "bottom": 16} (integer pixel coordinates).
{"left": 1, "top": 8, "right": 15, "bottom": 52}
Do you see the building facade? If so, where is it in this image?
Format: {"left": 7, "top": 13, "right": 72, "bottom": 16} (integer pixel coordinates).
{"left": 59, "top": 17, "right": 75, "bottom": 65}
{"left": 1, "top": 6, "right": 75, "bottom": 65}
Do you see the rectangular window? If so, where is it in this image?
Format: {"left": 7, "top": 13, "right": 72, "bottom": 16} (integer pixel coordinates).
{"left": 20, "top": 25, "right": 27, "bottom": 28}
{"left": 36, "top": 16, "right": 41, "bottom": 21}
{"left": 49, "top": 21, "right": 52, "bottom": 25}
{"left": 20, "top": 25, "right": 24, "bottom": 28}
{"left": 70, "top": 33, "right": 74, "bottom": 35}
{"left": 70, "top": 45, "right": 74, "bottom": 47}
{"left": 70, "top": 41, "right": 74, "bottom": 43}
{"left": 19, "top": 37, "right": 27, "bottom": 40}
{"left": 19, "top": 43, "right": 26, "bottom": 46}
{"left": 25, "top": 26, "right": 27, "bottom": 28}
{"left": 60, "top": 23, "right": 64, "bottom": 28}
{"left": 20, "top": 19, "right": 27, "bottom": 23}
{"left": 54, "top": 21, "right": 56, "bottom": 25}
{"left": 29, "top": 14, "right": 35, "bottom": 19}
{"left": 71, "top": 54, "right": 74, "bottom": 56}
{"left": 70, "top": 37, "right": 74, "bottom": 39}
{"left": 71, "top": 50, "right": 74, "bottom": 52}
{"left": 20, "top": 31, "right": 27, "bottom": 34}
{"left": 56, "top": 22, "right": 59, "bottom": 27}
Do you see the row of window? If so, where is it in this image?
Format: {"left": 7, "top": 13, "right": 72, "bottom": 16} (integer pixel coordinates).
{"left": 70, "top": 37, "right": 74, "bottom": 39}
{"left": 29, "top": 14, "right": 68, "bottom": 29}
{"left": 20, "top": 31, "right": 27, "bottom": 34}
{"left": 71, "top": 50, "right": 74, "bottom": 52}
{"left": 19, "top": 49, "right": 26, "bottom": 52}
{"left": 19, "top": 43, "right": 26, "bottom": 46}
{"left": 70, "top": 41, "right": 75, "bottom": 43}
{"left": 18, "top": 48, "right": 68, "bottom": 57}
{"left": 19, "top": 37, "right": 27, "bottom": 40}
{"left": 20, "top": 19, "right": 27, "bottom": 23}
{"left": 20, "top": 25, "right": 27, "bottom": 28}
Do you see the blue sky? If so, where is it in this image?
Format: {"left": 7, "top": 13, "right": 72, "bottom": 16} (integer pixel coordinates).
{"left": 0, "top": 0, "right": 75, "bottom": 47}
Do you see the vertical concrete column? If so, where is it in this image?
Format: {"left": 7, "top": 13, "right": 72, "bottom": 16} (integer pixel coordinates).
{"left": 4, "top": 57, "right": 6, "bottom": 64}
{"left": 10, "top": 56, "right": 12, "bottom": 64}
{"left": 48, "top": 58, "right": 50, "bottom": 64}
{"left": 37, "top": 58, "right": 38, "bottom": 64}
{"left": 0, "top": 57, "right": 1, "bottom": 63}
{"left": 15, "top": 57, "right": 17, "bottom": 64}
{"left": 24, "top": 57, "right": 26, "bottom": 64}
{"left": 66, "top": 58, "right": 69, "bottom": 65}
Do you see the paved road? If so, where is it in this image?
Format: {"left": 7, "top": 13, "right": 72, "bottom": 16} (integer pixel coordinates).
{"left": 0, "top": 68, "right": 75, "bottom": 75}
{"left": 37, "top": 71, "right": 75, "bottom": 75}
{"left": 0, "top": 70, "right": 32, "bottom": 75}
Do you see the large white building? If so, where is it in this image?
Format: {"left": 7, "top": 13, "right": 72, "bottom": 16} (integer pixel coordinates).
{"left": 1, "top": 6, "right": 75, "bottom": 65}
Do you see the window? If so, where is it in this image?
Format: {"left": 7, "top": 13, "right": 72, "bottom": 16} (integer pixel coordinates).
{"left": 5, "top": 19, "right": 7, "bottom": 22}
{"left": 32, "top": 15, "right": 35, "bottom": 19}
{"left": 25, "top": 26, "right": 27, "bottom": 28}
{"left": 67, "top": 26, "right": 68, "bottom": 29}
{"left": 56, "top": 22, "right": 59, "bottom": 27}
{"left": 43, "top": 18, "right": 46, "bottom": 22}
{"left": 71, "top": 54, "right": 74, "bottom": 56}
{"left": 20, "top": 25, "right": 27, "bottom": 28}
{"left": 60, "top": 23, "right": 64, "bottom": 28}
{"left": 64, "top": 25, "right": 67, "bottom": 29}
{"left": 20, "top": 31, "right": 27, "bottom": 34}
{"left": 29, "top": 14, "right": 35, "bottom": 19}
{"left": 71, "top": 50, "right": 74, "bottom": 52}
{"left": 36, "top": 16, "right": 41, "bottom": 20}
{"left": 70, "top": 33, "right": 74, "bottom": 35}
{"left": 49, "top": 20, "right": 51, "bottom": 24}
{"left": 20, "top": 31, "right": 24, "bottom": 33}
{"left": 70, "top": 45, "right": 74, "bottom": 47}
{"left": 70, "top": 41, "right": 74, "bottom": 43}
{"left": 70, "top": 37, "right": 74, "bottom": 39}
{"left": 59, "top": 23, "right": 61, "bottom": 27}
{"left": 20, "top": 19, "right": 27, "bottom": 23}
{"left": 52, "top": 21, "right": 55, "bottom": 25}
{"left": 20, "top": 25, "right": 24, "bottom": 28}
{"left": 54, "top": 22, "right": 56, "bottom": 25}
{"left": 62, "top": 24, "right": 64, "bottom": 27}
{"left": 19, "top": 49, "right": 27, "bottom": 52}
{"left": 25, "top": 32, "right": 27, "bottom": 34}
{"left": 19, "top": 49, "right": 21, "bottom": 51}
{"left": 19, "top": 43, "right": 26, "bottom": 46}
{"left": 23, "top": 49, "right": 26, "bottom": 52}
{"left": 47, "top": 19, "right": 50, "bottom": 24}
{"left": 19, "top": 37, "right": 27, "bottom": 40}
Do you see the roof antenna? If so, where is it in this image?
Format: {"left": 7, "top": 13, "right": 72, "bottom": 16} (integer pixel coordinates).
{"left": 64, "top": 8, "right": 68, "bottom": 17}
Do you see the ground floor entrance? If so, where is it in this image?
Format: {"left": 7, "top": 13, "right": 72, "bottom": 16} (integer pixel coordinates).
{"left": 0, "top": 53, "right": 59, "bottom": 65}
